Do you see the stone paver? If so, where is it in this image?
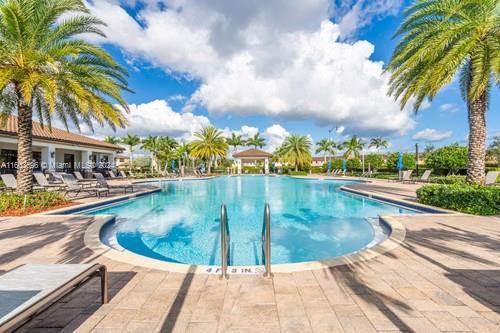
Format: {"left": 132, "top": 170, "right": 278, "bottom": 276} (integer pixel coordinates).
{"left": 0, "top": 180, "right": 499, "bottom": 333}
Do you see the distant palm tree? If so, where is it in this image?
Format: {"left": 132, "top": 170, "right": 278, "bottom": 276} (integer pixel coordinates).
{"left": 157, "top": 136, "right": 178, "bottom": 171}
{"left": 315, "top": 139, "right": 336, "bottom": 163}
{"left": 104, "top": 136, "right": 121, "bottom": 145}
{"left": 0, "top": 0, "right": 130, "bottom": 194}
{"left": 246, "top": 133, "right": 266, "bottom": 149}
{"left": 280, "top": 134, "right": 312, "bottom": 171}
{"left": 141, "top": 136, "right": 162, "bottom": 173}
{"left": 343, "top": 136, "right": 364, "bottom": 160}
{"left": 369, "top": 137, "right": 388, "bottom": 152}
{"left": 386, "top": 0, "right": 499, "bottom": 184}
{"left": 122, "top": 134, "right": 141, "bottom": 168}
{"left": 190, "top": 126, "right": 228, "bottom": 174}
{"left": 226, "top": 133, "right": 245, "bottom": 153}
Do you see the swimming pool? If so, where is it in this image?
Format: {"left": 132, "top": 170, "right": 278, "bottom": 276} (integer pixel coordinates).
{"left": 87, "top": 176, "right": 417, "bottom": 266}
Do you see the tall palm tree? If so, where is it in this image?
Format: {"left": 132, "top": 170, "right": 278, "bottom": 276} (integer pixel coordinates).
{"left": 0, "top": 0, "right": 130, "bottom": 194}
{"left": 122, "top": 134, "right": 140, "bottom": 168}
{"left": 104, "top": 136, "right": 121, "bottom": 145}
{"left": 342, "top": 136, "right": 364, "bottom": 160}
{"left": 246, "top": 133, "right": 266, "bottom": 149}
{"left": 226, "top": 133, "right": 245, "bottom": 153}
{"left": 157, "top": 136, "right": 178, "bottom": 171}
{"left": 280, "top": 134, "right": 312, "bottom": 171}
{"left": 386, "top": 0, "right": 499, "bottom": 184}
{"left": 190, "top": 126, "right": 228, "bottom": 174}
{"left": 141, "top": 136, "right": 162, "bottom": 173}
{"left": 315, "top": 138, "right": 336, "bottom": 163}
{"left": 369, "top": 137, "right": 389, "bottom": 152}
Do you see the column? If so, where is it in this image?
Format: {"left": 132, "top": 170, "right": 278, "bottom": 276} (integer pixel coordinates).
{"left": 41, "top": 144, "right": 56, "bottom": 171}
{"left": 264, "top": 158, "right": 269, "bottom": 174}
{"left": 81, "top": 150, "right": 92, "bottom": 177}
{"left": 236, "top": 159, "right": 242, "bottom": 174}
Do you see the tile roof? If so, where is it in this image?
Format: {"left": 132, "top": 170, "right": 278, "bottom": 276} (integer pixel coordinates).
{"left": 0, "top": 115, "right": 123, "bottom": 151}
{"left": 233, "top": 148, "right": 273, "bottom": 158}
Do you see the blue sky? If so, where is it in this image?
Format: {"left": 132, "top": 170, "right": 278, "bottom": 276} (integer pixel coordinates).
{"left": 85, "top": 0, "right": 498, "bottom": 154}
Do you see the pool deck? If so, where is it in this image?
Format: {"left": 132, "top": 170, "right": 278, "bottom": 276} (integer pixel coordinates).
{"left": 1, "top": 179, "right": 499, "bottom": 332}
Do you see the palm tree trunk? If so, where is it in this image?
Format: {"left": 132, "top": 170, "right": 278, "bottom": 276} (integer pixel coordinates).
{"left": 129, "top": 147, "right": 134, "bottom": 169}
{"left": 208, "top": 158, "right": 212, "bottom": 174}
{"left": 16, "top": 90, "right": 34, "bottom": 194}
{"left": 466, "top": 91, "right": 487, "bottom": 184}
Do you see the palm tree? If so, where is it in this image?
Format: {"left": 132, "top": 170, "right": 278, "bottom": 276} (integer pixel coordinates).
{"left": 141, "top": 136, "right": 162, "bottom": 173}
{"left": 157, "top": 136, "right": 178, "bottom": 172}
{"left": 279, "top": 134, "right": 312, "bottom": 171}
{"left": 0, "top": 0, "right": 130, "bottom": 194}
{"left": 315, "top": 139, "right": 336, "bottom": 163}
{"left": 122, "top": 134, "right": 140, "bottom": 168}
{"left": 386, "top": 0, "right": 498, "bottom": 184}
{"left": 190, "top": 126, "right": 228, "bottom": 174}
{"left": 104, "top": 136, "right": 121, "bottom": 145}
{"left": 343, "top": 136, "right": 364, "bottom": 160}
{"left": 246, "top": 133, "right": 266, "bottom": 149}
{"left": 369, "top": 137, "right": 389, "bottom": 152}
{"left": 226, "top": 133, "right": 245, "bottom": 153}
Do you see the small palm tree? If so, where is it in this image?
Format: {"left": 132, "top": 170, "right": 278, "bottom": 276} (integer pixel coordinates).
{"left": 246, "top": 133, "right": 266, "bottom": 149}
{"left": 386, "top": 0, "right": 499, "bottom": 184}
{"left": 369, "top": 137, "right": 389, "bottom": 152}
{"left": 0, "top": 0, "right": 130, "bottom": 194}
{"left": 141, "top": 136, "right": 162, "bottom": 173}
{"left": 343, "top": 136, "right": 364, "bottom": 160}
{"left": 280, "top": 134, "right": 312, "bottom": 171}
{"left": 190, "top": 126, "right": 228, "bottom": 174}
{"left": 104, "top": 136, "right": 121, "bottom": 145}
{"left": 122, "top": 134, "right": 140, "bottom": 168}
{"left": 226, "top": 133, "right": 245, "bottom": 153}
{"left": 315, "top": 138, "right": 336, "bottom": 163}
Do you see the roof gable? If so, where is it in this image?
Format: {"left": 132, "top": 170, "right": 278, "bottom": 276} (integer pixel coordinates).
{"left": 233, "top": 148, "right": 273, "bottom": 158}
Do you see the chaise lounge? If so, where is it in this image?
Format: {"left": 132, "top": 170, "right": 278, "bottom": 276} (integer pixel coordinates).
{"left": 0, "top": 263, "right": 108, "bottom": 333}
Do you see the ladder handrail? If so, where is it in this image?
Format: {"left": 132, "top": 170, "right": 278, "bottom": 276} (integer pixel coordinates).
{"left": 220, "top": 204, "right": 230, "bottom": 279}
{"left": 261, "top": 203, "right": 272, "bottom": 278}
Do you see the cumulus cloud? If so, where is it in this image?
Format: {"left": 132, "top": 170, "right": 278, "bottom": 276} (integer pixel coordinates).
{"left": 86, "top": 0, "right": 415, "bottom": 137}
{"left": 82, "top": 99, "right": 210, "bottom": 141}
{"left": 412, "top": 129, "right": 453, "bottom": 142}
{"left": 264, "top": 124, "right": 290, "bottom": 152}
{"left": 439, "top": 103, "right": 459, "bottom": 113}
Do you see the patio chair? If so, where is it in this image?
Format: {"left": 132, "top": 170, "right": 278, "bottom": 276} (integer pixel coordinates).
{"left": 485, "top": 171, "right": 499, "bottom": 186}
{"left": 73, "top": 171, "right": 97, "bottom": 187}
{"left": 401, "top": 170, "right": 414, "bottom": 183}
{"left": 415, "top": 169, "right": 432, "bottom": 183}
{"left": 0, "top": 174, "right": 45, "bottom": 192}
{"left": 0, "top": 264, "right": 107, "bottom": 333}
{"left": 60, "top": 174, "right": 109, "bottom": 198}
{"left": 119, "top": 170, "right": 131, "bottom": 179}
{"left": 33, "top": 172, "right": 66, "bottom": 191}
{"left": 93, "top": 173, "right": 133, "bottom": 193}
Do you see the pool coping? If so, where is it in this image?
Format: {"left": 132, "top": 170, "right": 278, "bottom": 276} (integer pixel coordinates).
{"left": 83, "top": 214, "right": 407, "bottom": 273}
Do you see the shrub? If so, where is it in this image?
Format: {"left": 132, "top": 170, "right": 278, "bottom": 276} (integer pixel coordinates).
{"left": 288, "top": 170, "right": 308, "bottom": 176}
{"left": 417, "top": 184, "right": 500, "bottom": 215}
{"left": 242, "top": 166, "right": 263, "bottom": 174}
{"left": 428, "top": 175, "right": 466, "bottom": 185}
{"left": 346, "top": 159, "right": 361, "bottom": 170}
{"left": 365, "top": 154, "right": 385, "bottom": 170}
{"left": 311, "top": 166, "right": 325, "bottom": 174}
{"left": 386, "top": 152, "right": 416, "bottom": 170}
{"left": 425, "top": 144, "right": 468, "bottom": 175}
{"left": 0, "top": 191, "right": 67, "bottom": 214}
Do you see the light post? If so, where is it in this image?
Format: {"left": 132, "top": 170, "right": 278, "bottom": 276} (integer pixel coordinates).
{"left": 415, "top": 143, "right": 419, "bottom": 177}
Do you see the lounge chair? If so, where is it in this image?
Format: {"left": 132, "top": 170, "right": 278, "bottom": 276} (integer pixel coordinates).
{"left": 108, "top": 170, "right": 126, "bottom": 180}
{"left": 0, "top": 174, "right": 44, "bottom": 192}
{"left": 119, "top": 170, "right": 132, "bottom": 179}
{"left": 401, "top": 170, "right": 414, "bottom": 183}
{"left": 485, "top": 171, "right": 499, "bottom": 186}
{"left": 61, "top": 174, "right": 109, "bottom": 198}
{"left": 0, "top": 264, "right": 107, "bottom": 333}
{"left": 73, "top": 171, "right": 97, "bottom": 187}
{"left": 415, "top": 169, "right": 432, "bottom": 183}
{"left": 33, "top": 172, "right": 66, "bottom": 191}
{"left": 93, "top": 173, "right": 133, "bottom": 193}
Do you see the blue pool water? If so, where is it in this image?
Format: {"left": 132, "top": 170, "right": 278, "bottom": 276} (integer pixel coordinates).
{"left": 87, "top": 176, "right": 417, "bottom": 265}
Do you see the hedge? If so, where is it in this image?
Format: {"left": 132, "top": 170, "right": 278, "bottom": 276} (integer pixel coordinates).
{"left": 0, "top": 191, "right": 67, "bottom": 214}
{"left": 288, "top": 171, "right": 308, "bottom": 176}
{"left": 417, "top": 184, "right": 500, "bottom": 215}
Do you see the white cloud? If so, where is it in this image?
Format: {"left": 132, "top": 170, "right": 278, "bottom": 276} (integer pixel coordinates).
{"left": 82, "top": 99, "right": 210, "bottom": 141}
{"left": 412, "top": 128, "right": 453, "bottom": 142}
{"left": 86, "top": 0, "right": 415, "bottom": 137}
{"left": 329, "top": 0, "right": 403, "bottom": 39}
{"left": 439, "top": 103, "right": 459, "bottom": 113}
{"left": 264, "top": 124, "right": 290, "bottom": 152}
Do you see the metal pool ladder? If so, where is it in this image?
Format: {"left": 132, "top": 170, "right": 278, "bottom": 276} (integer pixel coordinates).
{"left": 262, "top": 203, "right": 273, "bottom": 278}
{"left": 220, "top": 204, "right": 230, "bottom": 279}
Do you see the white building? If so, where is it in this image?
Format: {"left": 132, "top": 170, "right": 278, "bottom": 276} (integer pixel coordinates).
{"left": 0, "top": 115, "right": 123, "bottom": 175}
{"left": 232, "top": 148, "right": 272, "bottom": 174}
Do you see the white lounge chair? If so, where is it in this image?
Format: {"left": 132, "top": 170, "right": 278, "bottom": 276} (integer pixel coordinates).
{"left": 0, "top": 264, "right": 107, "bottom": 332}
{"left": 401, "top": 170, "right": 414, "bottom": 183}
{"left": 0, "top": 174, "right": 44, "bottom": 192}
{"left": 415, "top": 169, "right": 432, "bottom": 183}
{"left": 485, "top": 171, "right": 499, "bottom": 186}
